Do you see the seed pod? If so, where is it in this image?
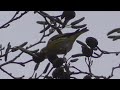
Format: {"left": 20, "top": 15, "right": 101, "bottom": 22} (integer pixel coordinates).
{"left": 86, "top": 37, "right": 98, "bottom": 49}
{"left": 71, "top": 24, "right": 87, "bottom": 29}
{"left": 70, "top": 58, "right": 79, "bottom": 63}
{"left": 72, "top": 54, "right": 84, "bottom": 58}
{"left": 82, "top": 46, "right": 93, "bottom": 57}
{"left": 36, "top": 21, "right": 47, "bottom": 25}
{"left": 61, "top": 11, "right": 76, "bottom": 20}
{"left": 61, "top": 11, "right": 76, "bottom": 28}
{"left": 34, "top": 63, "right": 40, "bottom": 71}
{"left": 71, "top": 17, "right": 85, "bottom": 26}
{"left": 43, "top": 63, "right": 51, "bottom": 74}
{"left": 52, "top": 67, "right": 64, "bottom": 79}
{"left": 83, "top": 75, "right": 92, "bottom": 79}
{"left": 52, "top": 58, "right": 65, "bottom": 68}
{"left": 107, "top": 28, "right": 120, "bottom": 36}
{"left": 5, "top": 42, "right": 11, "bottom": 62}
{"left": 60, "top": 72, "right": 70, "bottom": 79}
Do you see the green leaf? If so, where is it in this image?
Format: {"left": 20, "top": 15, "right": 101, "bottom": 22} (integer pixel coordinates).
{"left": 43, "top": 63, "right": 51, "bottom": 74}
{"left": 107, "top": 28, "right": 120, "bottom": 36}
{"left": 71, "top": 17, "right": 85, "bottom": 25}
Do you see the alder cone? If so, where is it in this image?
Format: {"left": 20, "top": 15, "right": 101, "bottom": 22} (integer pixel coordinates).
{"left": 52, "top": 58, "right": 65, "bottom": 68}
{"left": 52, "top": 67, "right": 64, "bottom": 79}
{"left": 61, "top": 11, "right": 76, "bottom": 20}
{"left": 86, "top": 37, "right": 98, "bottom": 49}
{"left": 83, "top": 75, "right": 92, "bottom": 79}
{"left": 82, "top": 46, "right": 93, "bottom": 57}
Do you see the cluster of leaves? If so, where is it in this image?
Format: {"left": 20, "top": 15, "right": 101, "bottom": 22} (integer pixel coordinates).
{"left": 0, "top": 11, "right": 120, "bottom": 79}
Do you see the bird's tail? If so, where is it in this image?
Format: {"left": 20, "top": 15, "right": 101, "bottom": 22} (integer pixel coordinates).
{"left": 70, "top": 27, "right": 89, "bottom": 42}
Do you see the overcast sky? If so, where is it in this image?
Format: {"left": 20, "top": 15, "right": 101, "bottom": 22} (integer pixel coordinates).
{"left": 0, "top": 11, "right": 120, "bottom": 79}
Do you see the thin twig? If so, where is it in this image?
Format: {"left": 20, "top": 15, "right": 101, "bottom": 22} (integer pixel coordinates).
{"left": 107, "top": 64, "right": 120, "bottom": 79}
{"left": 0, "top": 11, "right": 29, "bottom": 29}
{"left": 0, "top": 67, "right": 24, "bottom": 79}
{"left": 36, "top": 73, "right": 43, "bottom": 79}
{"left": 11, "top": 59, "right": 33, "bottom": 67}
{"left": 70, "top": 66, "right": 107, "bottom": 79}
{"left": 85, "top": 57, "right": 92, "bottom": 74}
{"left": 35, "top": 11, "right": 63, "bottom": 34}
{"left": 43, "top": 67, "right": 54, "bottom": 79}
{"left": 0, "top": 52, "right": 23, "bottom": 68}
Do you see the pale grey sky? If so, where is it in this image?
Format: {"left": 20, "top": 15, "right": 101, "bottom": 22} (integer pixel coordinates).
{"left": 0, "top": 11, "right": 120, "bottom": 79}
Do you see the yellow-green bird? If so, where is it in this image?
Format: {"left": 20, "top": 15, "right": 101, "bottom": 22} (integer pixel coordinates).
{"left": 33, "top": 28, "right": 89, "bottom": 64}
{"left": 41, "top": 28, "right": 89, "bottom": 56}
{"left": 33, "top": 28, "right": 88, "bottom": 71}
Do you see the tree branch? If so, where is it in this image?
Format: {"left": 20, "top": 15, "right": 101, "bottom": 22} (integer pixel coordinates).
{"left": 0, "top": 11, "right": 29, "bottom": 30}
{"left": 0, "top": 67, "right": 24, "bottom": 79}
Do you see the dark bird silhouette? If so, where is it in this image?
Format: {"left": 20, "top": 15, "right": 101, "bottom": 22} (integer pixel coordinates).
{"left": 33, "top": 28, "right": 89, "bottom": 70}
{"left": 39, "top": 27, "right": 89, "bottom": 59}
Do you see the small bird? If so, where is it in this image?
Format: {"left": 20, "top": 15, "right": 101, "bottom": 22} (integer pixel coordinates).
{"left": 33, "top": 28, "right": 89, "bottom": 70}
{"left": 39, "top": 28, "right": 89, "bottom": 58}
{"left": 61, "top": 11, "right": 76, "bottom": 28}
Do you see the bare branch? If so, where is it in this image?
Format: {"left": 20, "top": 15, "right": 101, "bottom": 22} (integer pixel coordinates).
{"left": 107, "top": 64, "right": 120, "bottom": 79}
{"left": 0, "top": 67, "right": 24, "bottom": 79}
{"left": 70, "top": 66, "right": 107, "bottom": 79}
{"left": 10, "top": 59, "right": 33, "bottom": 67}
{"left": 43, "top": 67, "right": 54, "bottom": 79}
{"left": 0, "top": 11, "right": 29, "bottom": 29}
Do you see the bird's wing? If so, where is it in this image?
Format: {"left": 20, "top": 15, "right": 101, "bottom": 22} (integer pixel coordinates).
{"left": 48, "top": 28, "right": 86, "bottom": 44}
{"left": 48, "top": 33, "right": 72, "bottom": 43}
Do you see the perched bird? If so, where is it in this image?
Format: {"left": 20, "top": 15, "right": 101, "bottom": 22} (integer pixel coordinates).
{"left": 61, "top": 11, "right": 76, "bottom": 28}
{"left": 39, "top": 28, "right": 89, "bottom": 58}
{"left": 33, "top": 28, "right": 88, "bottom": 67}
